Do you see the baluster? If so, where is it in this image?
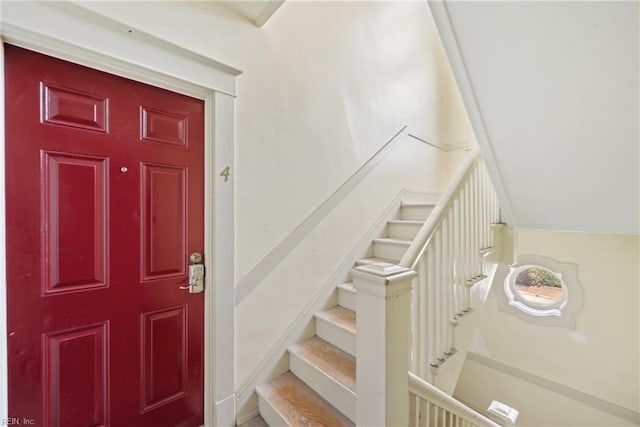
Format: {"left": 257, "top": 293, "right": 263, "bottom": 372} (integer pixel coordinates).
{"left": 447, "top": 209, "right": 455, "bottom": 354}
{"left": 424, "top": 401, "right": 431, "bottom": 427}
{"left": 411, "top": 267, "right": 419, "bottom": 374}
{"left": 419, "top": 257, "right": 428, "bottom": 377}
{"left": 482, "top": 163, "right": 487, "bottom": 250}
{"left": 409, "top": 395, "right": 417, "bottom": 427}
{"left": 471, "top": 167, "right": 479, "bottom": 277}
{"left": 434, "top": 228, "right": 443, "bottom": 363}
{"left": 418, "top": 398, "right": 429, "bottom": 427}
{"left": 479, "top": 163, "right": 484, "bottom": 251}
{"left": 474, "top": 166, "right": 481, "bottom": 276}
{"left": 485, "top": 165, "right": 490, "bottom": 248}
{"left": 463, "top": 179, "right": 472, "bottom": 311}
{"left": 441, "top": 217, "right": 450, "bottom": 357}
{"left": 427, "top": 246, "right": 436, "bottom": 368}
{"left": 453, "top": 197, "right": 462, "bottom": 317}
{"left": 463, "top": 179, "right": 471, "bottom": 284}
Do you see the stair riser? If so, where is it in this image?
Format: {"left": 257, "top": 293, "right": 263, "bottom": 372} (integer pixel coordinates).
{"left": 373, "top": 241, "right": 409, "bottom": 261}
{"left": 315, "top": 318, "right": 356, "bottom": 357}
{"left": 388, "top": 222, "right": 422, "bottom": 240}
{"left": 401, "top": 206, "right": 433, "bottom": 221}
{"left": 258, "top": 394, "right": 290, "bottom": 427}
{"left": 338, "top": 288, "right": 356, "bottom": 312}
{"left": 289, "top": 353, "right": 356, "bottom": 422}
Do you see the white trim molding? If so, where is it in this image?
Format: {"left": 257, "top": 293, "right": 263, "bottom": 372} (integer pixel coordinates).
{"left": 0, "top": 42, "right": 8, "bottom": 424}
{"left": 254, "top": 1, "right": 285, "bottom": 27}
{"left": 407, "top": 129, "right": 470, "bottom": 152}
{"left": 234, "top": 125, "right": 409, "bottom": 305}
{"left": 467, "top": 351, "right": 640, "bottom": 425}
{"left": 1, "top": 3, "right": 237, "bottom": 426}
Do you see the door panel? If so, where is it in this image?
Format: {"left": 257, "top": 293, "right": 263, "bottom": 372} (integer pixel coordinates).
{"left": 5, "top": 45, "right": 205, "bottom": 427}
{"left": 141, "top": 164, "right": 186, "bottom": 280}
{"left": 42, "top": 152, "right": 109, "bottom": 293}
{"left": 43, "top": 322, "right": 109, "bottom": 427}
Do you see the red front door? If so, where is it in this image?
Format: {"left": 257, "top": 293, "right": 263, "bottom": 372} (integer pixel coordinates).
{"left": 5, "top": 45, "right": 205, "bottom": 427}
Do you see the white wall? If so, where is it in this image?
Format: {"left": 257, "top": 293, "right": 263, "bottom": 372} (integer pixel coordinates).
{"left": 455, "top": 229, "right": 640, "bottom": 425}
{"left": 66, "top": 0, "right": 465, "bottom": 277}
{"left": 1, "top": 0, "right": 473, "bottom": 419}
{"left": 59, "top": 0, "right": 468, "bottom": 379}
{"left": 438, "top": 1, "right": 640, "bottom": 234}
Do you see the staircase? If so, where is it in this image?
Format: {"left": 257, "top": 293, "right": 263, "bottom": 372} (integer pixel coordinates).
{"left": 254, "top": 201, "right": 435, "bottom": 426}
{"left": 248, "top": 150, "right": 503, "bottom": 427}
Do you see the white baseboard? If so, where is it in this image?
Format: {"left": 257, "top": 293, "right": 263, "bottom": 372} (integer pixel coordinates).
{"left": 214, "top": 394, "right": 236, "bottom": 427}
{"left": 235, "top": 407, "right": 260, "bottom": 426}
{"left": 466, "top": 351, "right": 640, "bottom": 424}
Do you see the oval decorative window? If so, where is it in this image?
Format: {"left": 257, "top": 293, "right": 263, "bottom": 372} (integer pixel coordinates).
{"left": 501, "top": 255, "right": 583, "bottom": 328}
{"left": 506, "top": 265, "right": 567, "bottom": 316}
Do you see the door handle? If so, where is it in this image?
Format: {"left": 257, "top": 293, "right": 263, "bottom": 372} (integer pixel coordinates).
{"left": 179, "top": 252, "right": 205, "bottom": 293}
{"left": 179, "top": 281, "right": 194, "bottom": 290}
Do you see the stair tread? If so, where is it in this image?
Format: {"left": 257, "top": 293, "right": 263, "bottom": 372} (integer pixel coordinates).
{"left": 315, "top": 306, "right": 356, "bottom": 334}
{"left": 336, "top": 282, "right": 355, "bottom": 293}
{"left": 355, "top": 257, "right": 398, "bottom": 266}
{"left": 401, "top": 202, "right": 436, "bottom": 207}
{"left": 387, "top": 219, "right": 424, "bottom": 225}
{"left": 373, "top": 237, "right": 412, "bottom": 245}
{"left": 289, "top": 336, "right": 356, "bottom": 392}
{"left": 257, "top": 372, "right": 354, "bottom": 427}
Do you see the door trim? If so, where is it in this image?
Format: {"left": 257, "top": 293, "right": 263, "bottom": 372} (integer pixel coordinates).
{"left": 0, "top": 7, "right": 238, "bottom": 426}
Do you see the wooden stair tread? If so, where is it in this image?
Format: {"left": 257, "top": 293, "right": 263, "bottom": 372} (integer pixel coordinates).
{"left": 315, "top": 306, "right": 356, "bottom": 333}
{"left": 289, "top": 336, "right": 356, "bottom": 392}
{"left": 257, "top": 372, "right": 354, "bottom": 427}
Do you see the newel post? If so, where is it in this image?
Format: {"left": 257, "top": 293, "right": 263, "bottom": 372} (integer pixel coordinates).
{"left": 352, "top": 262, "right": 416, "bottom": 427}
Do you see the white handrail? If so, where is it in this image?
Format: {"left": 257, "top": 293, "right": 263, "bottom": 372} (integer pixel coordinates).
{"left": 409, "top": 372, "right": 500, "bottom": 427}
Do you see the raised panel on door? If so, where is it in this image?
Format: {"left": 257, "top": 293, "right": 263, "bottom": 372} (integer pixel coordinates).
{"left": 43, "top": 322, "right": 109, "bottom": 427}
{"left": 42, "top": 152, "right": 109, "bottom": 294}
{"left": 5, "top": 45, "right": 205, "bottom": 427}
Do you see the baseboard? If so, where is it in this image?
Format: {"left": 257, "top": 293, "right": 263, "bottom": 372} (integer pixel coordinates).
{"left": 236, "top": 408, "right": 260, "bottom": 426}
{"left": 234, "top": 187, "right": 438, "bottom": 421}
{"left": 466, "top": 351, "right": 640, "bottom": 424}
{"left": 214, "top": 394, "right": 236, "bottom": 427}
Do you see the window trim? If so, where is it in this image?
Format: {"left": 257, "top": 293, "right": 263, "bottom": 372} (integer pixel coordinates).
{"left": 499, "top": 255, "right": 583, "bottom": 328}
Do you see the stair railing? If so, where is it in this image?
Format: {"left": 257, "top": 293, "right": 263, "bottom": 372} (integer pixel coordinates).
{"left": 399, "top": 148, "right": 500, "bottom": 378}
{"left": 352, "top": 149, "right": 501, "bottom": 426}
{"left": 409, "top": 372, "right": 500, "bottom": 427}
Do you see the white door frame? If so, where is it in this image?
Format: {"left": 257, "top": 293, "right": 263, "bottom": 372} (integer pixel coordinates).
{"left": 0, "top": 5, "right": 238, "bottom": 426}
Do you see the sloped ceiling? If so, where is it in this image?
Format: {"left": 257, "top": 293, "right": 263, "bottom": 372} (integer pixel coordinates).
{"left": 431, "top": 1, "right": 639, "bottom": 234}
{"left": 220, "top": 0, "right": 283, "bottom": 27}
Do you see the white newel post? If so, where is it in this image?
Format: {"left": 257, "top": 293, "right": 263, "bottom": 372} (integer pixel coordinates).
{"left": 352, "top": 263, "right": 416, "bottom": 427}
